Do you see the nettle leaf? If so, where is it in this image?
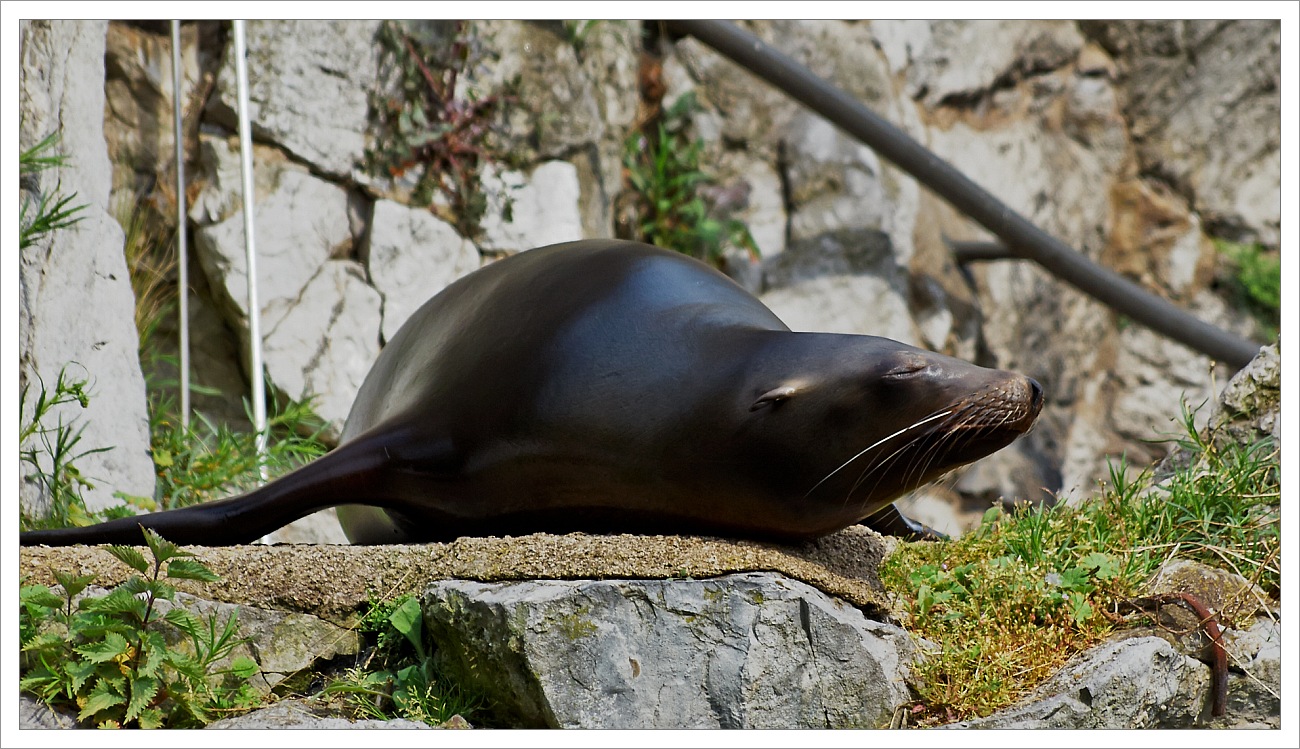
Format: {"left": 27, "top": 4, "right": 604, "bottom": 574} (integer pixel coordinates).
{"left": 142, "top": 526, "right": 189, "bottom": 565}
{"left": 19, "top": 673, "right": 60, "bottom": 696}
{"left": 77, "top": 682, "right": 126, "bottom": 721}
{"left": 137, "top": 706, "right": 166, "bottom": 729}
{"left": 137, "top": 632, "right": 169, "bottom": 678}
{"left": 65, "top": 659, "right": 99, "bottom": 694}
{"left": 164, "top": 650, "right": 206, "bottom": 682}
{"left": 52, "top": 571, "right": 97, "bottom": 601}
{"left": 124, "top": 675, "right": 160, "bottom": 724}
{"left": 21, "top": 632, "right": 68, "bottom": 654}
{"left": 166, "top": 558, "right": 220, "bottom": 582}
{"left": 21, "top": 584, "right": 65, "bottom": 610}
{"left": 74, "top": 631, "right": 131, "bottom": 663}
{"left": 164, "top": 607, "right": 203, "bottom": 637}
{"left": 84, "top": 587, "right": 148, "bottom": 621}
{"left": 107, "top": 544, "right": 150, "bottom": 574}
{"left": 119, "top": 575, "right": 176, "bottom": 601}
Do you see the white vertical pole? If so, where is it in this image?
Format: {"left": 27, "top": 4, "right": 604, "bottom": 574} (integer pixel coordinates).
{"left": 232, "top": 20, "right": 269, "bottom": 480}
{"left": 171, "top": 20, "right": 191, "bottom": 431}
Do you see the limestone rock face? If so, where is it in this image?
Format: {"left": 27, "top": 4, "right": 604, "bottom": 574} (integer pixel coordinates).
{"left": 206, "top": 20, "right": 384, "bottom": 179}
{"left": 476, "top": 161, "right": 585, "bottom": 254}
{"left": 18, "top": 20, "right": 156, "bottom": 513}
{"left": 365, "top": 200, "right": 481, "bottom": 342}
{"left": 423, "top": 572, "right": 918, "bottom": 729}
{"left": 1082, "top": 20, "right": 1282, "bottom": 247}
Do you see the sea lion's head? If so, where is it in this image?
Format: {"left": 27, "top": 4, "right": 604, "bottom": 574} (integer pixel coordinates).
{"left": 737, "top": 332, "right": 1043, "bottom": 534}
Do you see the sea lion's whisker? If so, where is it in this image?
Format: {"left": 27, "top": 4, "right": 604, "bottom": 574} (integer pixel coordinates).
{"left": 805, "top": 409, "right": 954, "bottom": 499}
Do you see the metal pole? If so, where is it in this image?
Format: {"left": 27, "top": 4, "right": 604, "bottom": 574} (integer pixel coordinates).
{"left": 232, "top": 20, "right": 268, "bottom": 479}
{"left": 171, "top": 20, "right": 191, "bottom": 430}
{"left": 665, "top": 20, "right": 1261, "bottom": 371}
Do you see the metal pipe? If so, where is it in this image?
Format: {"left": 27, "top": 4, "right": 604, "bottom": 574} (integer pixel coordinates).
{"left": 232, "top": 20, "right": 268, "bottom": 478}
{"left": 947, "top": 240, "right": 1019, "bottom": 264}
{"left": 171, "top": 20, "right": 191, "bottom": 430}
{"left": 665, "top": 20, "right": 1261, "bottom": 371}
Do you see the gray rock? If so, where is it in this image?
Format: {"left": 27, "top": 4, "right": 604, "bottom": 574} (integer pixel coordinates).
{"left": 872, "top": 20, "right": 1084, "bottom": 107}
{"left": 1220, "top": 618, "right": 1281, "bottom": 726}
{"left": 943, "top": 636, "right": 1211, "bottom": 729}
{"left": 1085, "top": 20, "right": 1281, "bottom": 247}
{"left": 207, "top": 20, "right": 383, "bottom": 179}
{"left": 206, "top": 700, "right": 432, "bottom": 729}
{"left": 423, "top": 572, "right": 917, "bottom": 729}
{"left": 262, "top": 261, "right": 382, "bottom": 440}
{"left": 258, "top": 508, "right": 350, "bottom": 546}
{"left": 19, "top": 694, "right": 80, "bottom": 729}
{"left": 1210, "top": 339, "right": 1280, "bottom": 444}
{"left": 365, "top": 200, "right": 481, "bottom": 342}
{"left": 18, "top": 20, "right": 156, "bottom": 514}
{"left": 194, "top": 159, "right": 353, "bottom": 334}
{"left": 760, "top": 230, "right": 918, "bottom": 344}
{"left": 477, "top": 161, "right": 585, "bottom": 254}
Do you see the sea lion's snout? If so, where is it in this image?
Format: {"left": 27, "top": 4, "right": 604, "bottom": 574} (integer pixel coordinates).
{"left": 1027, "top": 376, "right": 1044, "bottom": 420}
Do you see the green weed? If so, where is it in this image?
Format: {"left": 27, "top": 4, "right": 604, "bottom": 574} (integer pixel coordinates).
{"left": 622, "top": 92, "right": 758, "bottom": 267}
{"left": 19, "top": 527, "right": 260, "bottom": 728}
{"left": 366, "top": 20, "right": 517, "bottom": 236}
{"left": 1214, "top": 239, "right": 1280, "bottom": 341}
{"left": 143, "top": 387, "right": 330, "bottom": 512}
{"left": 321, "top": 595, "right": 483, "bottom": 726}
{"left": 18, "top": 368, "right": 143, "bottom": 532}
{"left": 880, "top": 402, "right": 1279, "bottom": 724}
{"left": 20, "top": 132, "right": 85, "bottom": 250}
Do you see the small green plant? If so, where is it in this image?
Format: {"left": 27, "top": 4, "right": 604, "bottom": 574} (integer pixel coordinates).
{"left": 622, "top": 92, "right": 758, "bottom": 267}
{"left": 144, "top": 387, "right": 330, "bottom": 512}
{"left": 881, "top": 402, "right": 1279, "bottom": 724}
{"left": 321, "top": 595, "right": 482, "bottom": 726}
{"left": 20, "top": 132, "right": 85, "bottom": 250}
{"left": 367, "top": 20, "right": 518, "bottom": 236}
{"left": 1214, "top": 238, "right": 1280, "bottom": 341}
{"left": 561, "top": 20, "right": 602, "bottom": 53}
{"left": 19, "top": 527, "right": 260, "bottom": 728}
{"left": 18, "top": 367, "right": 141, "bottom": 531}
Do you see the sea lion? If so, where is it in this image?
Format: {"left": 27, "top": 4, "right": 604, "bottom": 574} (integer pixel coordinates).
{"left": 20, "top": 239, "right": 1042, "bottom": 547}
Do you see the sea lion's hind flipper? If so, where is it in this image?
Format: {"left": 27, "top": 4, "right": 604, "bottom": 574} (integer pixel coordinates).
{"left": 18, "top": 491, "right": 282, "bottom": 547}
{"left": 18, "top": 427, "right": 417, "bottom": 548}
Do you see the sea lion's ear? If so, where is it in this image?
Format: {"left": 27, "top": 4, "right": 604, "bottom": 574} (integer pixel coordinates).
{"left": 750, "top": 385, "right": 799, "bottom": 411}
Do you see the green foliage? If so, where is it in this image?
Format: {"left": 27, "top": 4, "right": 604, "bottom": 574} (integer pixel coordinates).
{"left": 19, "top": 528, "right": 261, "bottom": 728}
{"left": 1214, "top": 239, "right": 1281, "bottom": 341}
{"left": 366, "top": 20, "right": 517, "bottom": 236}
{"left": 561, "top": 20, "right": 602, "bottom": 52}
{"left": 622, "top": 92, "right": 757, "bottom": 267}
{"left": 141, "top": 386, "right": 330, "bottom": 512}
{"left": 20, "top": 132, "right": 85, "bottom": 251}
{"left": 880, "top": 402, "right": 1279, "bottom": 724}
{"left": 322, "top": 595, "right": 483, "bottom": 727}
{"left": 18, "top": 367, "right": 141, "bottom": 531}
{"left": 109, "top": 161, "right": 330, "bottom": 517}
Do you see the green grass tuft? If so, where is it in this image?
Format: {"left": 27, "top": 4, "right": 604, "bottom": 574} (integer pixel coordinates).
{"left": 880, "top": 401, "right": 1279, "bottom": 724}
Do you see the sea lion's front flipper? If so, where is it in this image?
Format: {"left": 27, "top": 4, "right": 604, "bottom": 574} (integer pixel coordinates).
{"left": 861, "top": 503, "right": 948, "bottom": 542}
